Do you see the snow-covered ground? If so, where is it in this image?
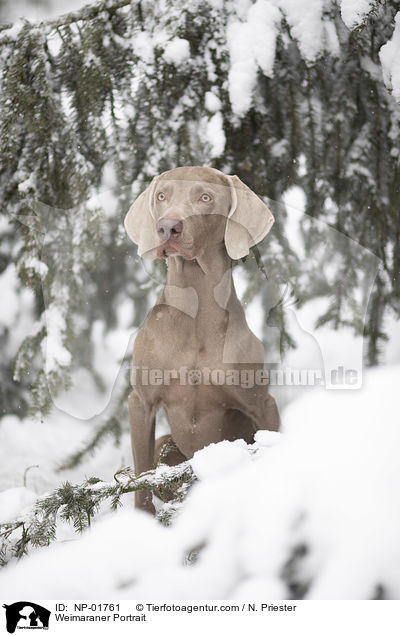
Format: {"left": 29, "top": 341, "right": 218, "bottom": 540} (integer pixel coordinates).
{"left": 1, "top": 365, "right": 399, "bottom": 599}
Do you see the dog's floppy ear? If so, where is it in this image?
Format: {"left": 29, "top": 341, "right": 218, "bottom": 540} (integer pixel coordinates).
{"left": 225, "top": 175, "right": 274, "bottom": 260}
{"left": 124, "top": 176, "right": 158, "bottom": 259}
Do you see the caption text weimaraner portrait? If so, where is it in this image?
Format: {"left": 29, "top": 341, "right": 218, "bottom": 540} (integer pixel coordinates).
{"left": 124, "top": 166, "right": 280, "bottom": 513}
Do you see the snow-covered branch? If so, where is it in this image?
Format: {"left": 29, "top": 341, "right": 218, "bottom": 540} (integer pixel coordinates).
{"left": 0, "top": 0, "right": 132, "bottom": 44}
{"left": 0, "top": 461, "right": 196, "bottom": 565}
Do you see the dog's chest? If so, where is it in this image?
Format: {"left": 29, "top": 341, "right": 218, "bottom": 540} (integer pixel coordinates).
{"left": 135, "top": 304, "right": 228, "bottom": 371}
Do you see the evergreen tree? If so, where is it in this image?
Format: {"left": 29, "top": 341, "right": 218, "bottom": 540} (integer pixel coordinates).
{"left": 0, "top": 0, "right": 399, "bottom": 455}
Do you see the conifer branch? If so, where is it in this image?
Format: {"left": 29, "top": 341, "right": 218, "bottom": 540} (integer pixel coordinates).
{"left": 0, "top": 462, "right": 196, "bottom": 566}
{"left": 0, "top": 0, "right": 133, "bottom": 43}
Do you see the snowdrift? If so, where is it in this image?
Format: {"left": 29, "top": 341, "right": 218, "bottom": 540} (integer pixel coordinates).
{"left": 1, "top": 365, "right": 399, "bottom": 600}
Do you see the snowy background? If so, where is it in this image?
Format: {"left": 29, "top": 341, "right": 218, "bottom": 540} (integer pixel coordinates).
{"left": 0, "top": 0, "right": 400, "bottom": 600}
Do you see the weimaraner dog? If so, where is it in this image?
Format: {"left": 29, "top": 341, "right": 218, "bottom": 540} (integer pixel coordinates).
{"left": 125, "top": 166, "right": 280, "bottom": 512}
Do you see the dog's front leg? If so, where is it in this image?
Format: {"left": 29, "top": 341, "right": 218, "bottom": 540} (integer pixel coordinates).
{"left": 249, "top": 393, "right": 280, "bottom": 432}
{"left": 128, "top": 391, "right": 156, "bottom": 513}
{"left": 262, "top": 394, "right": 280, "bottom": 432}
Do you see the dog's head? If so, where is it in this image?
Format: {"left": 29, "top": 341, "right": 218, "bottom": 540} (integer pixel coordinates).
{"left": 124, "top": 166, "right": 274, "bottom": 260}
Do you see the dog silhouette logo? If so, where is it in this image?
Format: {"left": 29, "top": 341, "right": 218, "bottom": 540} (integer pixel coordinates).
{"left": 3, "top": 602, "right": 50, "bottom": 633}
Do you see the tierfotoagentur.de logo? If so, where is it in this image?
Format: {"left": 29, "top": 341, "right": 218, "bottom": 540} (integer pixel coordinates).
{"left": 2, "top": 603, "right": 50, "bottom": 634}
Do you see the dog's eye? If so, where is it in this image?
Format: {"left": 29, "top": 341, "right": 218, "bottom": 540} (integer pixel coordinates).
{"left": 201, "top": 193, "right": 211, "bottom": 202}
{"left": 157, "top": 192, "right": 166, "bottom": 201}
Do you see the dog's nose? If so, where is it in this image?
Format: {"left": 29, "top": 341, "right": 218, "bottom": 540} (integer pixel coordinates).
{"left": 156, "top": 217, "right": 183, "bottom": 241}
